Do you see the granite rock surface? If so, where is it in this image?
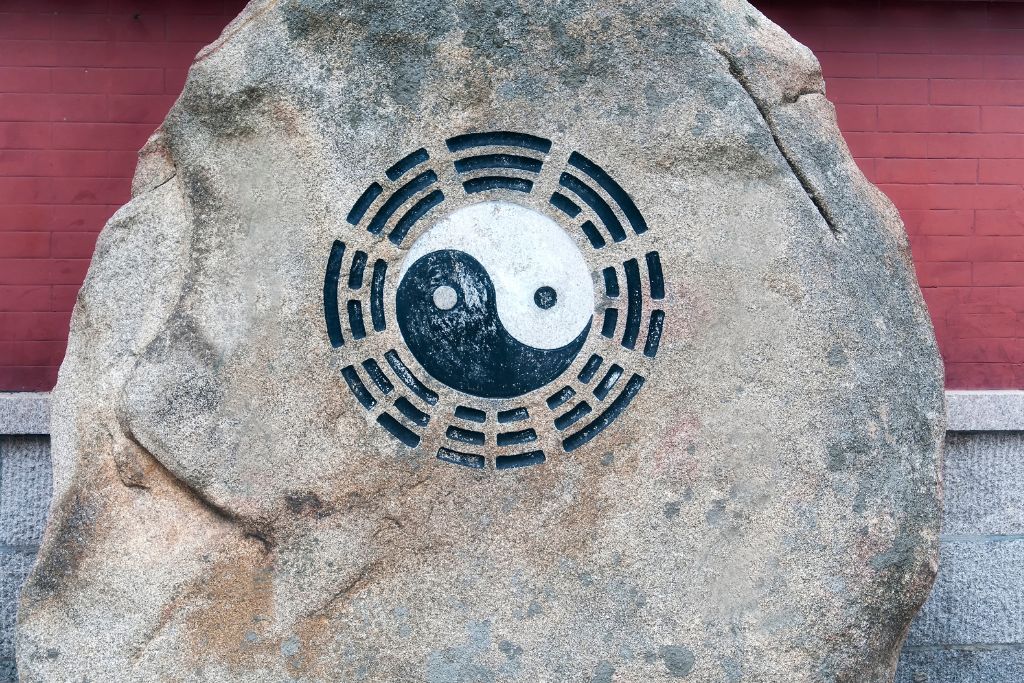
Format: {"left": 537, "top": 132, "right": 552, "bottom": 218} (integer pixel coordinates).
{"left": 17, "top": 1, "right": 944, "bottom": 681}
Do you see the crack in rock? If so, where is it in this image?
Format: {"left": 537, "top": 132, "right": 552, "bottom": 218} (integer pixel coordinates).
{"left": 716, "top": 47, "right": 842, "bottom": 238}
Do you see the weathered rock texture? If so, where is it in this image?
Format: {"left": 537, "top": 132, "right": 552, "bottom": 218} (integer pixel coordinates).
{"left": 17, "top": 1, "right": 944, "bottom": 681}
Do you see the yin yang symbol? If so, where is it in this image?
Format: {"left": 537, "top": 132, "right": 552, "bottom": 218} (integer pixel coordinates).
{"left": 396, "top": 201, "right": 594, "bottom": 399}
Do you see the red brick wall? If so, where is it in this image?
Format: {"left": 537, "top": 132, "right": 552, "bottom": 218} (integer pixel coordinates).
{"left": 0, "top": 0, "right": 246, "bottom": 390}
{"left": 756, "top": 0, "right": 1024, "bottom": 389}
{"left": 1, "top": 1, "right": 1022, "bottom": 390}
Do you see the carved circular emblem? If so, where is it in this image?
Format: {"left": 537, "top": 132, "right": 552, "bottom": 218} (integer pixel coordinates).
{"left": 323, "top": 131, "right": 666, "bottom": 470}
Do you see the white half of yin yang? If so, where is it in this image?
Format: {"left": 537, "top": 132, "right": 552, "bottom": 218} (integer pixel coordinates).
{"left": 399, "top": 201, "right": 594, "bottom": 350}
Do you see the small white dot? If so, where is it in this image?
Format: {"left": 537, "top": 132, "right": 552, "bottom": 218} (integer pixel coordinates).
{"left": 433, "top": 285, "right": 458, "bottom": 310}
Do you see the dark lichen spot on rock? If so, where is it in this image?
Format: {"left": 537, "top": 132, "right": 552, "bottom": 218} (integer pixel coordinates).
{"left": 281, "top": 3, "right": 320, "bottom": 41}
{"left": 664, "top": 502, "right": 681, "bottom": 519}
{"left": 592, "top": 659, "right": 616, "bottom": 683}
{"left": 281, "top": 636, "right": 301, "bottom": 657}
{"left": 826, "top": 442, "right": 848, "bottom": 472}
{"left": 826, "top": 431, "right": 873, "bottom": 472}
{"left": 178, "top": 79, "right": 269, "bottom": 139}
{"left": 284, "top": 491, "right": 333, "bottom": 519}
{"left": 852, "top": 487, "right": 870, "bottom": 515}
{"left": 705, "top": 499, "right": 727, "bottom": 525}
{"left": 458, "top": 0, "right": 527, "bottom": 74}
{"left": 723, "top": 655, "right": 743, "bottom": 682}
{"left": 869, "top": 527, "right": 919, "bottom": 574}
{"left": 827, "top": 345, "right": 849, "bottom": 367}
{"left": 660, "top": 644, "right": 696, "bottom": 678}
{"left": 24, "top": 485, "right": 101, "bottom": 600}
{"left": 498, "top": 639, "right": 523, "bottom": 661}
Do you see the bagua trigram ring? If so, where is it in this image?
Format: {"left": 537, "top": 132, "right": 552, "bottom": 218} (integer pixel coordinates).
{"left": 322, "top": 131, "right": 666, "bottom": 470}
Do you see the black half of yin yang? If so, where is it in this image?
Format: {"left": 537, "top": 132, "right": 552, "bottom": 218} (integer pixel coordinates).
{"left": 396, "top": 249, "right": 591, "bottom": 399}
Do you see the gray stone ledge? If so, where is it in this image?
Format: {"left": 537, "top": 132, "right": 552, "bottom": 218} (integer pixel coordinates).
{"left": 0, "top": 390, "right": 1022, "bottom": 434}
{"left": 0, "top": 394, "right": 49, "bottom": 435}
{"left": 946, "top": 390, "right": 1024, "bottom": 432}
{"left": 896, "top": 646, "right": 1024, "bottom": 683}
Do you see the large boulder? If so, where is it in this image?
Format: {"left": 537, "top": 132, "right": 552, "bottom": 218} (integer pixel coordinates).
{"left": 17, "top": 1, "right": 944, "bottom": 681}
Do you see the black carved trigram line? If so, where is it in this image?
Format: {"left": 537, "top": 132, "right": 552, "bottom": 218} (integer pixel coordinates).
{"left": 577, "top": 354, "right": 603, "bottom": 384}
{"left": 455, "top": 406, "right": 487, "bottom": 423}
{"left": 448, "top": 131, "right": 551, "bottom": 196}
{"left": 324, "top": 240, "right": 346, "bottom": 348}
{"left": 437, "top": 447, "right": 485, "bottom": 469}
{"left": 345, "top": 147, "right": 447, "bottom": 248}
{"left": 563, "top": 374, "right": 646, "bottom": 452}
{"left": 385, "top": 147, "right": 430, "bottom": 181}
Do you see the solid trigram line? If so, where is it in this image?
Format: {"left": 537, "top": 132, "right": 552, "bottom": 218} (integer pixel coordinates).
{"left": 370, "top": 260, "right": 387, "bottom": 332}
{"left": 324, "top": 239, "right": 346, "bottom": 348}
{"left": 454, "top": 153, "right": 543, "bottom": 174}
{"left": 346, "top": 183, "right": 382, "bottom": 225}
{"left": 622, "top": 258, "right": 643, "bottom": 350}
{"left": 389, "top": 189, "right": 444, "bottom": 246}
{"left": 367, "top": 170, "right": 438, "bottom": 235}
{"left": 463, "top": 176, "right": 533, "bottom": 194}
{"left": 445, "top": 131, "right": 552, "bottom": 154}
{"left": 567, "top": 151, "right": 648, "bottom": 235}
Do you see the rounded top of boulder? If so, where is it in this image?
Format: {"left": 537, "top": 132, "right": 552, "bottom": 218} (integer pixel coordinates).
{"left": 18, "top": 1, "right": 943, "bottom": 681}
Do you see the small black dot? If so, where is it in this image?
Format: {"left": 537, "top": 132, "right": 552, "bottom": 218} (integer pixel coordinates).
{"left": 534, "top": 286, "right": 557, "bottom": 310}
